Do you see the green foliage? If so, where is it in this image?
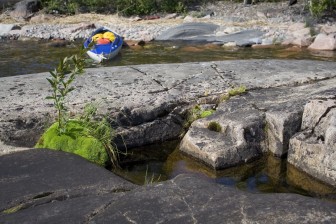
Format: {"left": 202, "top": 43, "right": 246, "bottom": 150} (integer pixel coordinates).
{"left": 46, "top": 46, "right": 86, "bottom": 135}
{"left": 40, "top": 0, "right": 212, "bottom": 15}
{"left": 36, "top": 103, "right": 119, "bottom": 167}
{"left": 187, "top": 105, "right": 215, "bottom": 125}
{"left": 180, "top": 105, "right": 215, "bottom": 138}
{"left": 144, "top": 165, "right": 161, "bottom": 185}
{"left": 38, "top": 0, "right": 336, "bottom": 17}
{"left": 41, "top": 0, "right": 112, "bottom": 14}
{"left": 207, "top": 121, "right": 222, "bottom": 132}
{"left": 308, "top": 0, "right": 336, "bottom": 17}
{"left": 41, "top": 45, "right": 119, "bottom": 167}
{"left": 116, "top": 0, "right": 157, "bottom": 16}
{"left": 80, "top": 104, "right": 119, "bottom": 167}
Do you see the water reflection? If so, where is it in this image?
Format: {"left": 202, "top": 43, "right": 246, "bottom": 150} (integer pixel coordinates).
{"left": 114, "top": 140, "right": 336, "bottom": 200}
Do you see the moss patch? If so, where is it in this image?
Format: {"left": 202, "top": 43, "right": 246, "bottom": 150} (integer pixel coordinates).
{"left": 207, "top": 121, "right": 222, "bottom": 132}
{"left": 35, "top": 120, "right": 109, "bottom": 166}
{"left": 200, "top": 109, "right": 215, "bottom": 118}
{"left": 220, "top": 85, "right": 247, "bottom": 102}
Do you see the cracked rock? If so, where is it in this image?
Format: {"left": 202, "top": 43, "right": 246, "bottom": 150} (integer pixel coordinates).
{"left": 288, "top": 98, "right": 336, "bottom": 187}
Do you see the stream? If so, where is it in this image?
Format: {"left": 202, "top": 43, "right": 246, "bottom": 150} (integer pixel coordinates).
{"left": 1, "top": 39, "right": 336, "bottom": 77}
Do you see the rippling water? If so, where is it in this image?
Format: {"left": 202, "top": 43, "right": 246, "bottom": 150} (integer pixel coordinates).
{"left": 1, "top": 39, "right": 335, "bottom": 77}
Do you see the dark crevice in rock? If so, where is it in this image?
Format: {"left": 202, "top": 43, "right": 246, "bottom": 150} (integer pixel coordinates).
{"left": 251, "top": 103, "right": 268, "bottom": 112}
{"left": 84, "top": 200, "right": 115, "bottom": 223}
{"left": 2, "top": 186, "right": 131, "bottom": 216}
{"left": 312, "top": 105, "right": 336, "bottom": 134}
{"left": 249, "top": 75, "right": 336, "bottom": 92}
{"left": 32, "top": 192, "right": 53, "bottom": 199}
{"left": 210, "top": 63, "right": 236, "bottom": 85}
{"left": 130, "top": 66, "right": 169, "bottom": 92}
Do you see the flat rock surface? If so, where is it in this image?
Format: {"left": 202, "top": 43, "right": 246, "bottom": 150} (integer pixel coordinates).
{"left": 0, "top": 149, "right": 135, "bottom": 211}
{"left": 157, "top": 24, "right": 264, "bottom": 46}
{"left": 1, "top": 150, "right": 336, "bottom": 223}
{"left": 1, "top": 59, "right": 336, "bottom": 151}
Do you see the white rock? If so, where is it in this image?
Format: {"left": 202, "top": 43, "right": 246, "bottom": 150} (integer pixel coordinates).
{"left": 223, "top": 42, "right": 236, "bottom": 47}
{"left": 0, "top": 24, "right": 15, "bottom": 36}
{"left": 183, "top": 15, "right": 195, "bottom": 22}
{"left": 308, "top": 33, "right": 336, "bottom": 51}
{"left": 320, "top": 25, "right": 336, "bottom": 34}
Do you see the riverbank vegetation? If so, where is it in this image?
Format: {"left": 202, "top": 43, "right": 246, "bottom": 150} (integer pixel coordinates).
{"left": 39, "top": 0, "right": 335, "bottom": 18}
{"left": 35, "top": 46, "right": 119, "bottom": 167}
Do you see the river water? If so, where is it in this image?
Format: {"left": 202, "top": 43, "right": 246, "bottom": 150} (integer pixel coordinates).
{"left": 1, "top": 39, "right": 336, "bottom": 77}
{"left": 2, "top": 39, "right": 335, "bottom": 199}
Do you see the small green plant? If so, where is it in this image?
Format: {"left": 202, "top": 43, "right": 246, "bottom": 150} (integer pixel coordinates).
{"left": 38, "top": 46, "right": 120, "bottom": 167}
{"left": 79, "top": 104, "right": 119, "bottom": 167}
{"left": 46, "top": 46, "right": 86, "bottom": 135}
{"left": 207, "top": 121, "right": 222, "bottom": 132}
{"left": 220, "top": 85, "right": 247, "bottom": 102}
{"left": 144, "top": 165, "right": 161, "bottom": 185}
{"left": 186, "top": 105, "right": 215, "bottom": 125}
{"left": 180, "top": 104, "right": 215, "bottom": 138}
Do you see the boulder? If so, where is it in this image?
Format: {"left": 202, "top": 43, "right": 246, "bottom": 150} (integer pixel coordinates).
{"left": 155, "top": 22, "right": 220, "bottom": 41}
{"left": 288, "top": 98, "right": 336, "bottom": 187}
{"left": 0, "top": 24, "right": 15, "bottom": 36}
{"left": 9, "top": 0, "right": 42, "bottom": 21}
{"left": 283, "top": 24, "right": 314, "bottom": 47}
{"left": 308, "top": 33, "right": 336, "bottom": 51}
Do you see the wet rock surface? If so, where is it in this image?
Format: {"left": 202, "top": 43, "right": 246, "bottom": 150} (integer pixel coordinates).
{"left": 1, "top": 149, "right": 336, "bottom": 223}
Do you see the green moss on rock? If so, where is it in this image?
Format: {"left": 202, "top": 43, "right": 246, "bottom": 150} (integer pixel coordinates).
{"left": 200, "top": 110, "right": 215, "bottom": 118}
{"left": 35, "top": 120, "right": 109, "bottom": 166}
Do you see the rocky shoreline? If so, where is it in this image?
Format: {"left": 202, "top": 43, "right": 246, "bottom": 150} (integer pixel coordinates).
{"left": 1, "top": 1, "right": 336, "bottom": 222}
{"left": 0, "top": 1, "right": 335, "bottom": 50}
